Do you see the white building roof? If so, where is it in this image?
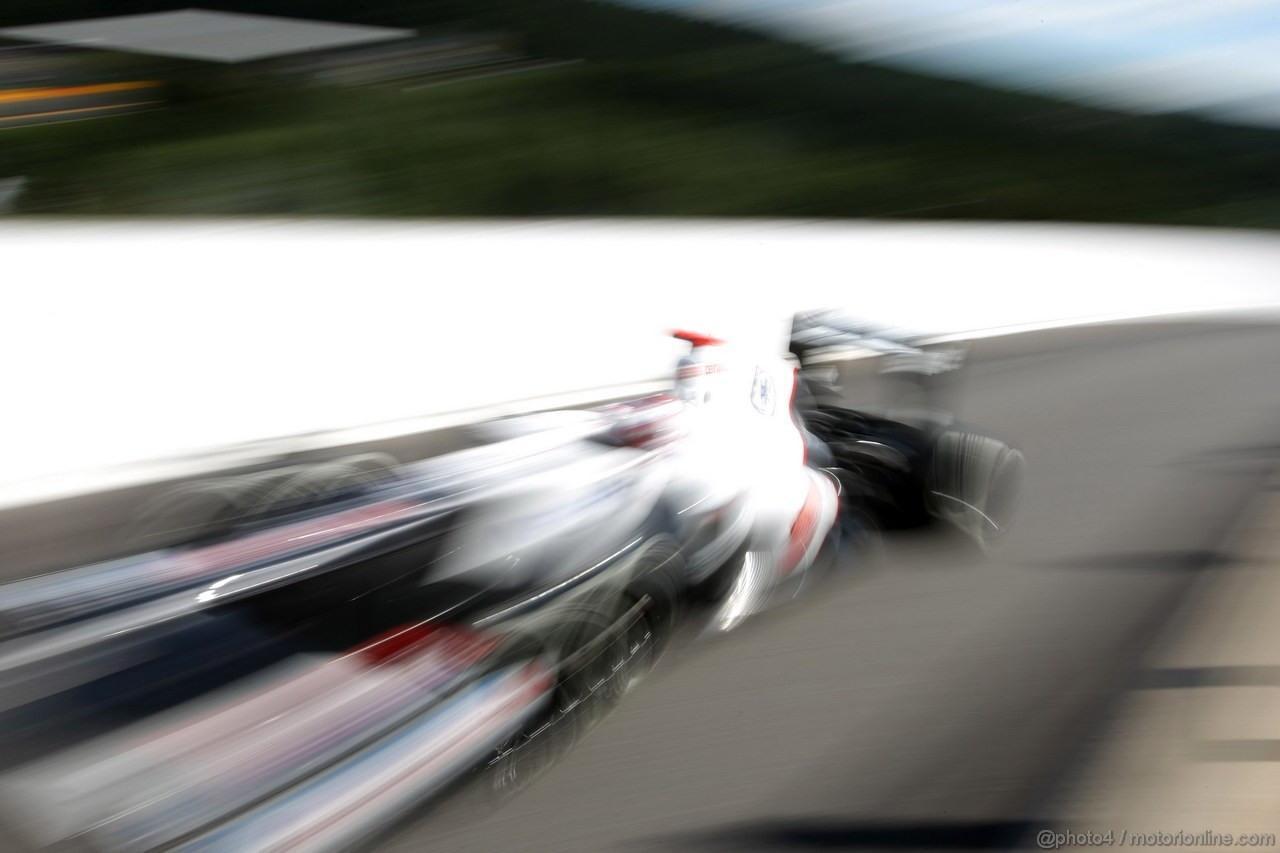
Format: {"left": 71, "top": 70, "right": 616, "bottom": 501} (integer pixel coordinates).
{"left": 0, "top": 9, "right": 414, "bottom": 64}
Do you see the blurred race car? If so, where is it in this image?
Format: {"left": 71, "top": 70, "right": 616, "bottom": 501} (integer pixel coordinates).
{"left": 0, "top": 310, "right": 1018, "bottom": 851}
{"left": 0, "top": 414, "right": 689, "bottom": 851}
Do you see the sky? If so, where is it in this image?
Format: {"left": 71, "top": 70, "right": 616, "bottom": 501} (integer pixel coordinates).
{"left": 626, "top": 0, "right": 1280, "bottom": 127}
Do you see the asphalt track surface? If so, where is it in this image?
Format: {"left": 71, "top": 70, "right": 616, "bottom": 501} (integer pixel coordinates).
{"left": 2, "top": 321, "right": 1279, "bottom": 852}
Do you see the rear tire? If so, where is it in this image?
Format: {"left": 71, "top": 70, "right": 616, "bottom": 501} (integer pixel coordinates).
{"left": 927, "top": 429, "right": 1025, "bottom": 546}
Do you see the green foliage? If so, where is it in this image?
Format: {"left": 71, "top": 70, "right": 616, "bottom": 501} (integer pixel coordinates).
{"left": 2, "top": 0, "right": 1278, "bottom": 224}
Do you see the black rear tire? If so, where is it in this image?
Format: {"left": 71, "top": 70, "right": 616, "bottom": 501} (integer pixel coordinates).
{"left": 927, "top": 429, "right": 1025, "bottom": 546}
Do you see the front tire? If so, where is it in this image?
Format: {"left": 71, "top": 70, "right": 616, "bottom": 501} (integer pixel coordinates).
{"left": 484, "top": 540, "right": 681, "bottom": 803}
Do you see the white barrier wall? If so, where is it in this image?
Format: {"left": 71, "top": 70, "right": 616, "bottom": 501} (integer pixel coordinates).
{"left": 2, "top": 220, "right": 1279, "bottom": 504}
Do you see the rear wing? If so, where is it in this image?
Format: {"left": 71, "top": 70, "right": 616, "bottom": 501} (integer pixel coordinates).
{"left": 789, "top": 310, "right": 965, "bottom": 376}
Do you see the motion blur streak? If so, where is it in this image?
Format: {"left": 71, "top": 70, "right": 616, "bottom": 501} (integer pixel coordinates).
{"left": 0, "top": 0, "right": 1277, "bottom": 847}
{"left": 2, "top": 629, "right": 539, "bottom": 851}
{"left": 4, "top": 0, "right": 1280, "bottom": 220}
{"left": 0, "top": 81, "right": 160, "bottom": 104}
